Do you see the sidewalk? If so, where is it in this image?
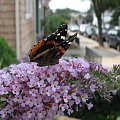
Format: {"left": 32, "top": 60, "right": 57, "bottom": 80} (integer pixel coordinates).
{"left": 63, "top": 34, "right": 99, "bottom": 57}
{"left": 79, "top": 35, "right": 99, "bottom": 57}
{"left": 64, "top": 34, "right": 120, "bottom": 68}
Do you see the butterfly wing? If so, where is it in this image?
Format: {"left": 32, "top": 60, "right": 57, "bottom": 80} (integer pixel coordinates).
{"left": 29, "top": 24, "right": 68, "bottom": 61}
{"left": 29, "top": 24, "right": 77, "bottom": 66}
{"left": 30, "top": 33, "right": 77, "bottom": 66}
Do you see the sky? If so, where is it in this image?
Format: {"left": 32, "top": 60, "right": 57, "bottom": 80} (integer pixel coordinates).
{"left": 49, "top": 0, "right": 91, "bottom": 12}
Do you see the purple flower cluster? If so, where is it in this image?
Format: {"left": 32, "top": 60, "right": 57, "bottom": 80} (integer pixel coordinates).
{"left": 0, "top": 58, "right": 114, "bottom": 120}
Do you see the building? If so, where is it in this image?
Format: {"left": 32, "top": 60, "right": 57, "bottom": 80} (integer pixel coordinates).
{"left": 0, "top": 0, "right": 51, "bottom": 59}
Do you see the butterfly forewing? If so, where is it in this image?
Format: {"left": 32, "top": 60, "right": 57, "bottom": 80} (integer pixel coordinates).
{"left": 29, "top": 24, "right": 77, "bottom": 66}
{"left": 29, "top": 39, "right": 45, "bottom": 60}
{"left": 29, "top": 24, "right": 67, "bottom": 60}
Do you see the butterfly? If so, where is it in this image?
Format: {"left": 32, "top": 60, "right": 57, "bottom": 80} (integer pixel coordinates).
{"left": 29, "top": 24, "right": 77, "bottom": 66}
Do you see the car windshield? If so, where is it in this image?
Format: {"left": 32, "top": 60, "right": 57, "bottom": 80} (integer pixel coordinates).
{"left": 108, "top": 29, "right": 118, "bottom": 35}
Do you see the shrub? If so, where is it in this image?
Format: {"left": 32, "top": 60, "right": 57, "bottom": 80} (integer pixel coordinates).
{"left": 0, "top": 58, "right": 116, "bottom": 120}
{"left": 70, "top": 64, "right": 120, "bottom": 120}
{"left": 0, "top": 37, "right": 18, "bottom": 68}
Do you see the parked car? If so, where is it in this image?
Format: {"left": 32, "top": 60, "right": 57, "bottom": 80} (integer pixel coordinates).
{"left": 79, "top": 24, "right": 89, "bottom": 35}
{"left": 84, "top": 26, "right": 96, "bottom": 38}
{"left": 106, "top": 29, "right": 120, "bottom": 51}
{"left": 68, "top": 24, "right": 79, "bottom": 32}
{"left": 91, "top": 27, "right": 107, "bottom": 42}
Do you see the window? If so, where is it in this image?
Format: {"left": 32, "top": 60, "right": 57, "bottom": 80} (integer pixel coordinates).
{"left": 26, "top": 0, "right": 32, "bottom": 19}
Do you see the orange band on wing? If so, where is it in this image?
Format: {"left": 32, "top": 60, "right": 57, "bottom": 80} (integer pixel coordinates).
{"left": 47, "top": 40, "right": 58, "bottom": 46}
{"left": 29, "top": 40, "right": 45, "bottom": 58}
{"left": 59, "top": 47, "right": 65, "bottom": 54}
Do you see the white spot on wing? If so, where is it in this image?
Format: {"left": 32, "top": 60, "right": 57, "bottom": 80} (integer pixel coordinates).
{"left": 61, "top": 36, "right": 65, "bottom": 40}
{"left": 52, "top": 32, "right": 55, "bottom": 35}
{"left": 68, "top": 42, "right": 72, "bottom": 44}
{"left": 48, "top": 35, "right": 51, "bottom": 37}
{"left": 57, "top": 33, "right": 60, "bottom": 36}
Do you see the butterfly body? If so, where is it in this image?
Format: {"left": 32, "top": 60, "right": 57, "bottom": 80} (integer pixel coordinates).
{"left": 29, "top": 24, "right": 77, "bottom": 66}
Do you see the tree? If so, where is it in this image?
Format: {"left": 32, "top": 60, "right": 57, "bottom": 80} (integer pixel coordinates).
{"left": 110, "top": 7, "right": 120, "bottom": 26}
{"left": 44, "top": 8, "right": 79, "bottom": 35}
{"left": 44, "top": 15, "right": 66, "bottom": 35}
{"left": 110, "top": 0, "right": 120, "bottom": 26}
{"left": 89, "top": 0, "right": 120, "bottom": 46}
{"left": 55, "top": 8, "right": 79, "bottom": 20}
{"left": 91, "top": 0, "right": 114, "bottom": 46}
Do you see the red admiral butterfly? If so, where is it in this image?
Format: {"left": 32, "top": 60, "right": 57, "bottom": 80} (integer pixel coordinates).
{"left": 29, "top": 24, "right": 77, "bottom": 66}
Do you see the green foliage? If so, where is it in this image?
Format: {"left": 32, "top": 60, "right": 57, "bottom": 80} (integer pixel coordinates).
{"left": 70, "top": 53, "right": 80, "bottom": 58}
{"left": 44, "top": 8, "right": 79, "bottom": 34}
{"left": 71, "top": 92, "right": 120, "bottom": 120}
{"left": 110, "top": 0, "right": 120, "bottom": 9}
{"left": 91, "top": 0, "right": 117, "bottom": 13}
{"left": 54, "top": 115, "right": 59, "bottom": 120}
{"left": 55, "top": 8, "right": 78, "bottom": 20}
{"left": 110, "top": 7, "right": 120, "bottom": 26}
{"left": 0, "top": 37, "right": 18, "bottom": 69}
{"left": 91, "top": 0, "right": 112, "bottom": 14}
{"left": 111, "top": 65, "right": 120, "bottom": 90}
{"left": 44, "top": 15, "right": 66, "bottom": 34}
{"left": 69, "top": 65, "right": 120, "bottom": 120}
{"left": 109, "top": 0, "right": 120, "bottom": 26}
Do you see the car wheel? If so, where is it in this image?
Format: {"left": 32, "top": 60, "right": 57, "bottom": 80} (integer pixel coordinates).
{"left": 117, "top": 44, "right": 120, "bottom": 51}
